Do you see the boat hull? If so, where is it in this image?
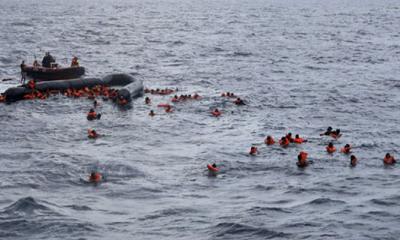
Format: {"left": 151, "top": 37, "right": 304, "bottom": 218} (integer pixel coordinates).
{"left": 22, "top": 66, "right": 85, "bottom": 81}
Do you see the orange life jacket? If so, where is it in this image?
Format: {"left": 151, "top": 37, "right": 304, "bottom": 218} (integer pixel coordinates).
{"left": 326, "top": 146, "right": 336, "bottom": 153}
{"left": 384, "top": 156, "right": 395, "bottom": 165}
{"left": 341, "top": 147, "right": 351, "bottom": 154}
{"left": 293, "top": 138, "right": 304, "bottom": 144}
{"left": 264, "top": 137, "right": 275, "bottom": 145}
{"left": 28, "top": 80, "right": 35, "bottom": 89}
{"left": 23, "top": 93, "right": 35, "bottom": 100}
{"left": 279, "top": 138, "right": 290, "bottom": 147}
{"left": 299, "top": 151, "right": 308, "bottom": 161}
{"left": 89, "top": 173, "right": 102, "bottom": 183}
{"left": 87, "top": 112, "right": 97, "bottom": 118}
{"left": 207, "top": 164, "right": 219, "bottom": 172}
{"left": 212, "top": 110, "right": 221, "bottom": 117}
{"left": 88, "top": 130, "right": 97, "bottom": 139}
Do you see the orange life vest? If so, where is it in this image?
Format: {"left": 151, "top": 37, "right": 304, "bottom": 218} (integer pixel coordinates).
{"left": 207, "top": 164, "right": 219, "bottom": 173}
{"left": 299, "top": 151, "right": 308, "bottom": 160}
{"left": 341, "top": 147, "right": 351, "bottom": 154}
{"left": 384, "top": 156, "right": 395, "bottom": 165}
{"left": 28, "top": 80, "right": 35, "bottom": 89}
{"left": 89, "top": 173, "right": 102, "bottom": 183}
{"left": 212, "top": 110, "right": 221, "bottom": 117}
{"left": 326, "top": 146, "right": 336, "bottom": 153}
{"left": 264, "top": 137, "right": 275, "bottom": 145}
{"left": 87, "top": 112, "right": 97, "bottom": 118}
{"left": 279, "top": 138, "right": 290, "bottom": 147}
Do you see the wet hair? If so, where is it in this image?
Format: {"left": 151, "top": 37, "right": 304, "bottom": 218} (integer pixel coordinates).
{"left": 212, "top": 163, "right": 217, "bottom": 168}
{"left": 89, "top": 108, "right": 94, "bottom": 112}
{"left": 351, "top": 155, "right": 356, "bottom": 160}
{"left": 295, "top": 134, "right": 300, "bottom": 138}
{"left": 345, "top": 144, "right": 350, "bottom": 148}
{"left": 287, "top": 132, "right": 292, "bottom": 137}
{"left": 386, "top": 153, "right": 391, "bottom": 158}
{"left": 335, "top": 129, "right": 340, "bottom": 134}
{"left": 327, "top": 126, "right": 332, "bottom": 131}
{"left": 328, "top": 142, "right": 334, "bottom": 147}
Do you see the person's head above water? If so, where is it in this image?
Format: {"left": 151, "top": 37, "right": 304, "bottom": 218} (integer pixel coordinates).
{"left": 328, "top": 142, "right": 334, "bottom": 148}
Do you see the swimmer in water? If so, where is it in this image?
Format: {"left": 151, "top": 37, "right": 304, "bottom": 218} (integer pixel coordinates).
{"left": 145, "top": 97, "right": 151, "bottom": 104}
{"left": 212, "top": 108, "right": 221, "bottom": 117}
{"left": 249, "top": 146, "right": 258, "bottom": 155}
{"left": 293, "top": 134, "right": 307, "bottom": 144}
{"left": 149, "top": 110, "right": 155, "bottom": 116}
{"left": 330, "top": 129, "right": 341, "bottom": 139}
{"left": 285, "top": 132, "right": 294, "bottom": 143}
{"left": 264, "top": 135, "right": 275, "bottom": 145}
{"left": 320, "top": 126, "right": 333, "bottom": 136}
{"left": 87, "top": 108, "right": 100, "bottom": 121}
{"left": 279, "top": 136, "right": 290, "bottom": 147}
{"left": 326, "top": 142, "right": 336, "bottom": 154}
{"left": 383, "top": 153, "right": 396, "bottom": 165}
{"left": 165, "top": 105, "right": 173, "bottom": 113}
{"left": 89, "top": 171, "right": 102, "bottom": 183}
{"left": 341, "top": 144, "right": 351, "bottom": 154}
{"left": 350, "top": 155, "right": 357, "bottom": 167}
{"left": 297, "top": 151, "right": 308, "bottom": 168}
{"left": 234, "top": 98, "right": 245, "bottom": 105}
{"left": 87, "top": 129, "right": 98, "bottom": 139}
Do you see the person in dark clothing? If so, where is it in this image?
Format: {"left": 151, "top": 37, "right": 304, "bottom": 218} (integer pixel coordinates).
{"left": 42, "top": 52, "right": 55, "bottom": 68}
{"left": 20, "top": 60, "right": 26, "bottom": 83}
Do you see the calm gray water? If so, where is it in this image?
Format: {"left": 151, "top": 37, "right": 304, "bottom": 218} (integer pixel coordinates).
{"left": 1, "top": 0, "right": 400, "bottom": 239}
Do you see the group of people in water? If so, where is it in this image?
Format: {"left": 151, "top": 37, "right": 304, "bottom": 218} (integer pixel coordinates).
{"left": 1, "top": 77, "right": 397, "bottom": 178}
{"left": 145, "top": 90, "right": 245, "bottom": 117}
{"left": 4, "top": 80, "right": 130, "bottom": 106}
{"left": 85, "top": 100, "right": 103, "bottom": 183}
{"left": 238, "top": 127, "right": 395, "bottom": 171}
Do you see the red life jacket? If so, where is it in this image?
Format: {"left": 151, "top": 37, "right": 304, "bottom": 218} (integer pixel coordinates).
{"left": 212, "top": 110, "right": 221, "bottom": 117}
{"left": 326, "top": 146, "right": 336, "bottom": 153}
{"left": 89, "top": 173, "right": 102, "bottom": 183}
{"left": 279, "top": 138, "right": 289, "bottom": 147}
{"left": 293, "top": 138, "right": 304, "bottom": 144}
{"left": 264, "top": 137, "right": 275, "bottom": 145}
{"left": 207, "top": 164, "right": 219, "bottom": 172}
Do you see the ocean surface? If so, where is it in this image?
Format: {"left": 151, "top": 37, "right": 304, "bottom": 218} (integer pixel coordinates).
{"left": 1, "top": 0, "right": 400, "bottom": 239}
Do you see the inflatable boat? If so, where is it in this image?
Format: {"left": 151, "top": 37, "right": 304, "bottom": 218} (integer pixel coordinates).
{"left": 22, "top": 65, "right": 85, "bottom": 81}
{"left": 3, "top": 73, "right": 143, "bottom": 103}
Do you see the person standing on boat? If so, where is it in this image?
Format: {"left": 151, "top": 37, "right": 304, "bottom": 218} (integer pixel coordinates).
{"left": 71, "top": 56, "right": 79, "bottom": 67}
{"left": 20, "top": 60, "right": 26, "bottom": 83}
{"left": 42, "top": 52, "right": 55, "bottom": 68}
